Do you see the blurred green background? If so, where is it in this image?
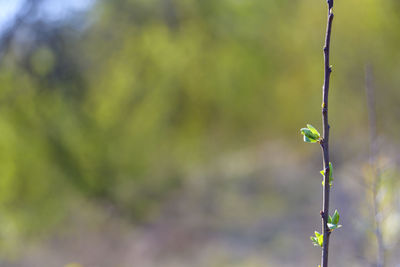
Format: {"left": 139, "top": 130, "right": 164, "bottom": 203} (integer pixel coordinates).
{"left": 0, "top": 0, "right": 399, "bottom": 266}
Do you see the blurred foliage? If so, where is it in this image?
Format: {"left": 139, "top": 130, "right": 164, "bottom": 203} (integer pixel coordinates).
{"left": 0, "top": 0, "right": 400, "bottom": 263}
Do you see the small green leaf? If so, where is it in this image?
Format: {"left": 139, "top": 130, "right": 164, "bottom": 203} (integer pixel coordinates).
{"left": 311, "top": 231, "right": 323, "bottom": 247}
{"left": 317, "top": 234, "right": 323, "bottom": 246}
{"left": 329, "top": 162, "right": 333, "bottom": 180}
{"left": 307, "top": 124, "right": 321, "bottom": 138}
{"left": 300, "top": 127, "right": 319, "bottom": 143}
{"left": 332, "top": 209, "right": 339, "bottom": 225}
{"left": 327, "top": 211, "right": 342, "bottom": 231}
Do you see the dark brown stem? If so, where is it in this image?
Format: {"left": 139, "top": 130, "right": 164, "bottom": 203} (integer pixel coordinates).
{"left": 365, "top": 64, "right": 385, "bottom": 267}
{"left": 320, "top": 2, "right": 334, "bottom": 267}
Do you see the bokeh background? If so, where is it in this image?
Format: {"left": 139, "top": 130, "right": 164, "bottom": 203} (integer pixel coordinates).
{"left": 0, "top": 0, "right": 399, "bottom": 266}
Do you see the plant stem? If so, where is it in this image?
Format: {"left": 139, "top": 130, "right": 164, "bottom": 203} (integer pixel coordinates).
{"left": 320, "top": 1, "right": 334, "bottom": 267}
{"left": 365, "top": 64, "right": 385, "bottom": 267}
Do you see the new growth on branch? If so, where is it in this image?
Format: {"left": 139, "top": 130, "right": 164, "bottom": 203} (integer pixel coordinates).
{"left": 299, "top": 0, "right": 339, "bottom": 267}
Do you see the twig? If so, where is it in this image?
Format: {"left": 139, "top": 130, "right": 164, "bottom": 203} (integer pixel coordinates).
{"left": 320, "top": 1, "right": 334, "bottom": 266}
{"left": 365, "top": 64, "right": 385, "bottom": 267}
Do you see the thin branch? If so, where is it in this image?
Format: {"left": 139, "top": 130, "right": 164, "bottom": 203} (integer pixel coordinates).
{"left": 365, "top": 64, "right": 385, "bottom": 267}
{"left": 320, "top": 1, "right": 334, "bottom": 267}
